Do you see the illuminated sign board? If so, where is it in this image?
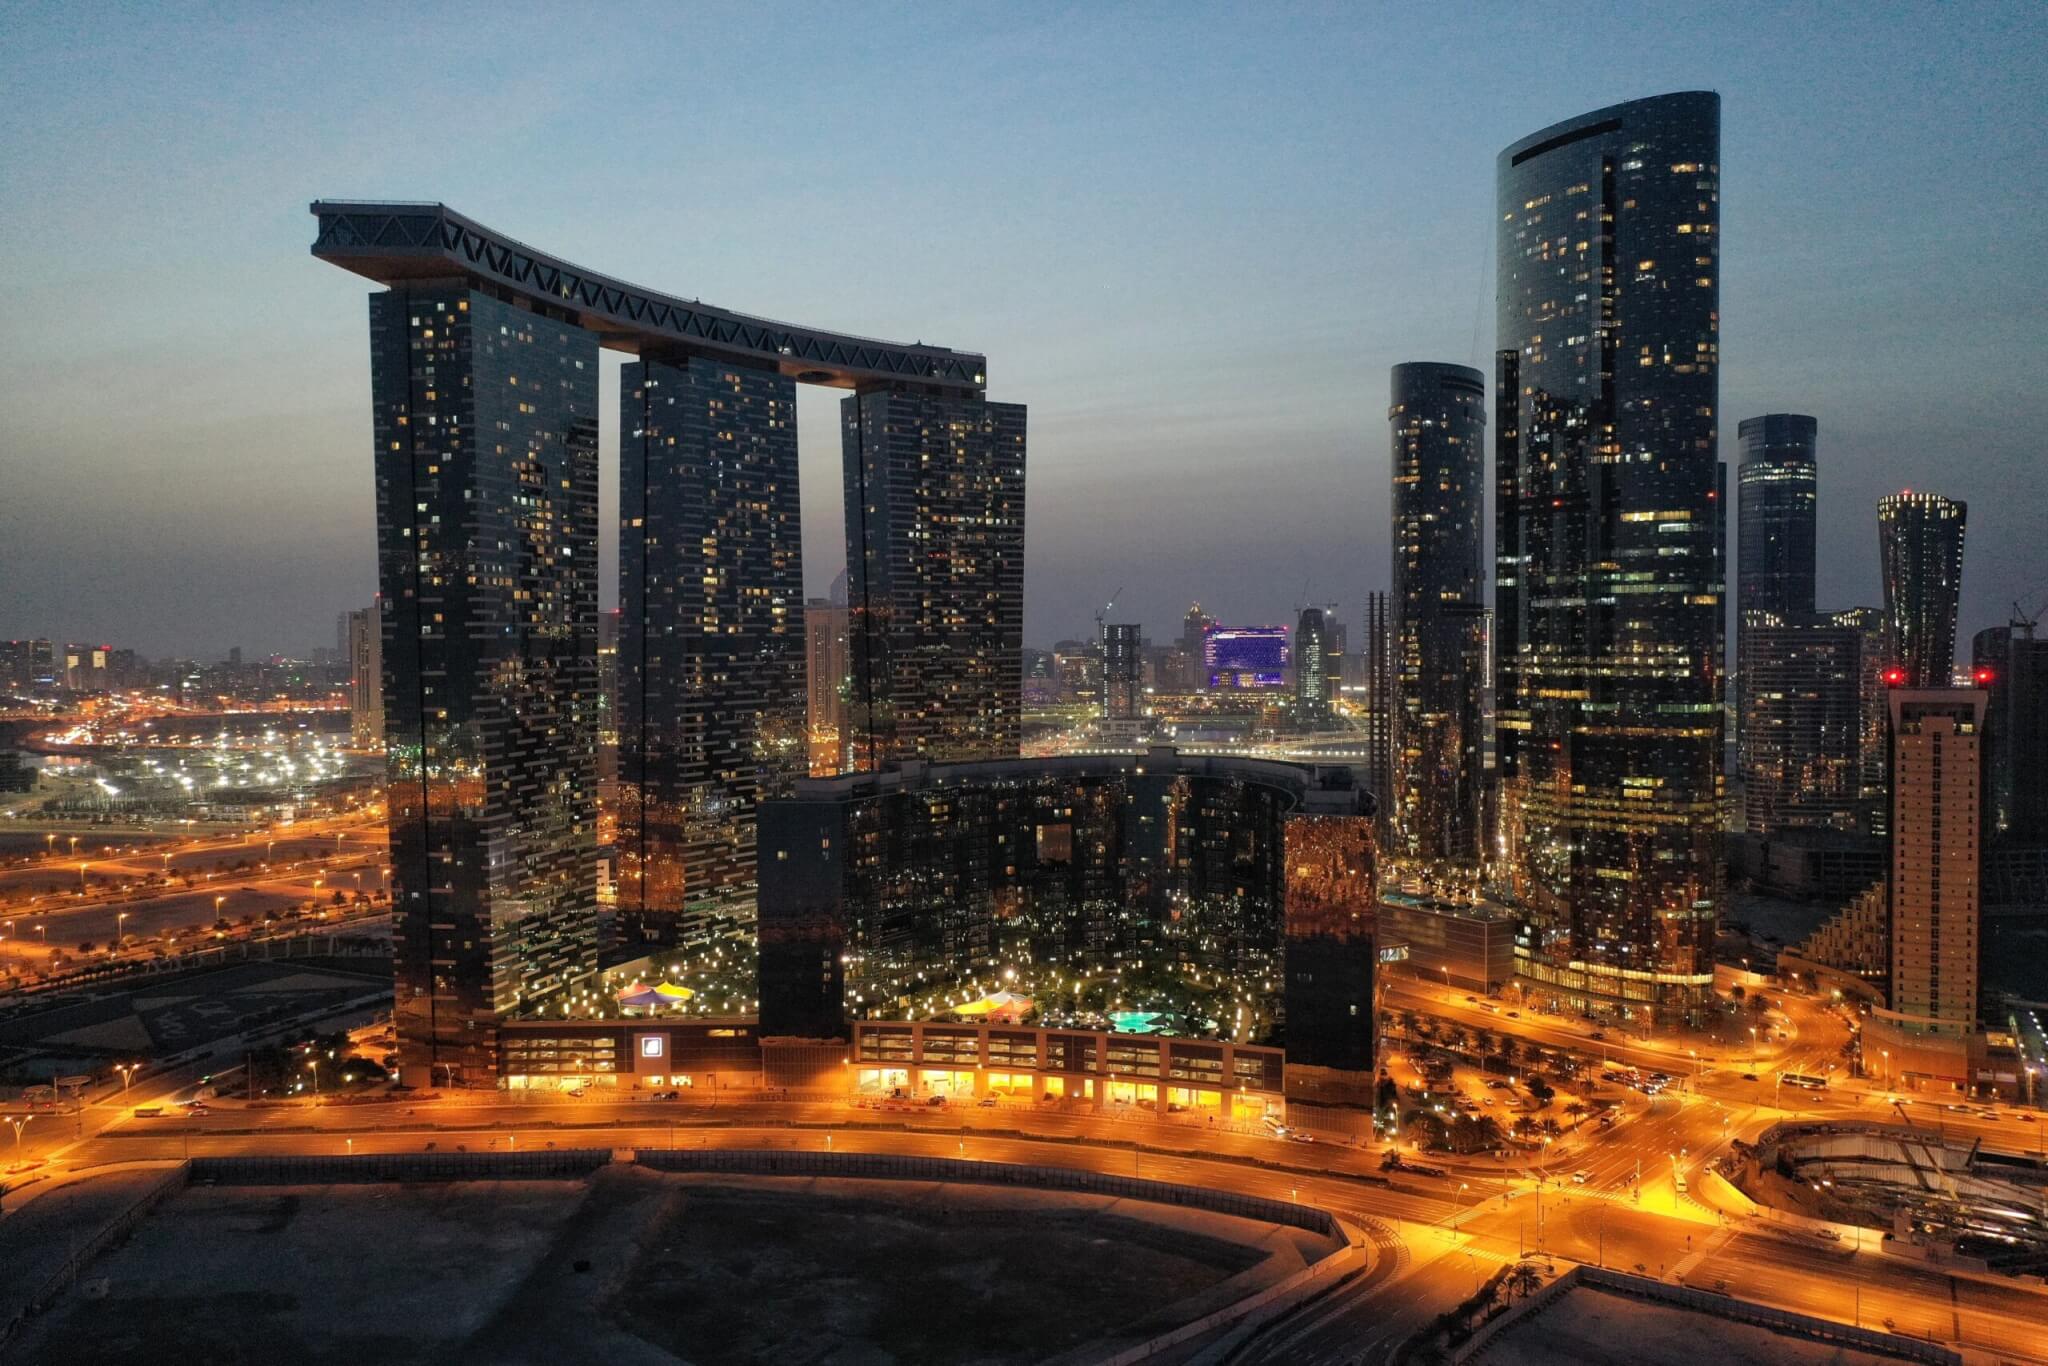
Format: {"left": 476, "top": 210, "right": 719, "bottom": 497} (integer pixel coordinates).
{"left": 636, "top": 1034, "right": 665, "bottom": 1061}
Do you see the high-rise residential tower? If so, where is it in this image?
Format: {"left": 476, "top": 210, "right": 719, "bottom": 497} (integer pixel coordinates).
{"left": 618, "top": 356, "right": 807, "bottom": 949}
{"left": 1360, "top": 590, "right": 1396, "bottom": 823}
{"left": 1102, "top": 622, "right": 1142, "bottom": 723}
{"left": 806, "top": 596, "right": 850, "bottom": 777}
{"left": 369, "top": 283, "right": 601, "bottom": 1085}
{"left": 1737, "top": 612, "right": 1866, "bottom": 834}
{"left": 1878, "top": 492, "right": 1967, "bottom": 689}
{"left": 1389, "top": 362, "right": 1488, "bottom": 863}
{"left": 1293, "top": 607, "right": 1335, "bottom": 727}
{"left": 346, "top": 600, "right": 383, "bottom": 749}
{"left": 1494, "top": 92, "right": 1724, "bottom": 1023}
{"left": 1878, "top": 689, "right": 1985, "bottom": 1077}
{"left": 842, "top": 390, "right": 1026, "bottom": 770}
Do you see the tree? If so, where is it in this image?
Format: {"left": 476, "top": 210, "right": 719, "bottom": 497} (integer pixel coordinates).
{"left": 1507, "top": 1261, "right": 1544, "bottom": 1301}
{"left": 1730, "top": 984, "right": 1746, "bottom": 1001}
{"left": 1449, "top": 1113, "right": 1505, "bottom": 1154}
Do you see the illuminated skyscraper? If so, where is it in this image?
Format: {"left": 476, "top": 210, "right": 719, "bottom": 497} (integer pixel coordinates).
{"left": 1878, "top": 492, "right": 1967, "bottom": 689}
{"left": 618, "top": 356, "right": 807, "bottom": 949}
{"left": 1736, "top": 415, "right": 1818, "bottom": 620}
{"left": 1102, "top": 622, "right": 1142, "bottom": 722}
{"left": 1389, "top": 362, "right": 1487, "bottom": 862}
{"left": 1494, "top": 92, "right": 1724, "bottom": 1022}
{"left": 806, "top": 597, "right": 850, "bottom": 776}
{"left": 1360, "top": 590, "right": 1395, "bottom": 826}
{"left": 1737, "top": 611, "right": 1867, "bottom": 834}
{"left": 368, "top": 284, "right": 601, "bottom": 1085}
{"left": 345, "top": 600, "right": 383, "bottom": 748}
{"left": 1881, "top": 689, "right": 1985, "bottom": 1067}
{"left": 843, "top": 390, "right": 1026, "bottom": 768}
{"left": 1293, "top": 607, "right": 1335, "bottom": 727}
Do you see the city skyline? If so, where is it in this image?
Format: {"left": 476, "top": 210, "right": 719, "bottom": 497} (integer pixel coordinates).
{"left": 4, "top": 6, "right": 2044, "bottom": 659}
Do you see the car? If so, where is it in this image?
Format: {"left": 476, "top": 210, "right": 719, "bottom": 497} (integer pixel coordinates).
{"left": 131, "top": 1106, "right": 164, "bottom": 1118}
{"left": 926, "top": 1094, "right": 947, "bottom": 1107}
{"left": 1506, "top": 1011, "right": 1520, "bottom": 1019}
{"left": 563, "top": 1088, "right": 585, "bottom": 1098}
{"left": 1741, "top": 1073, "right": 1759, "bottom": 1082}
{"left": 1464, "top": 996, "right": 1477, "bottom": 1003}
{"left": 1572, "top": 1170, "right": 1592, "bottom": 1184}
{"left": 976, "top": 1096, "right": 998, "bottom": 1107}
{"left": 1288, "top": 1131, "right": 1314, "bottom": 1144}
{"left": 1589, "top": 1031, "right": 1608, "bottom": 1041}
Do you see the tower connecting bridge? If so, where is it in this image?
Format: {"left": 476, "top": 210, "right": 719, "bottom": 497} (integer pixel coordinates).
{"left": 311, "top": 200, "right": 988, "bottom": 394}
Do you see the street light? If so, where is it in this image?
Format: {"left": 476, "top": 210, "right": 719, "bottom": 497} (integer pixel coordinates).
{"left": 306, "top": 1059, "right": 321, "bottom": 1096}
{"left": 116, "top": 1063, "right": 137, "bottom": 1092}
{"left": 4, "top": 1114, "right": 29, "bottom": 1150}
{"left": 116, "top": 911, "right": 128, "bottom": 946}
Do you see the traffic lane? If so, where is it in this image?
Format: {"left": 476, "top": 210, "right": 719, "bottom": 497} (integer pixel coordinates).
{"left": 26, "top": 857, "right": 382, "bottom": 947}
{"left": 69, "top": 1122, "right": 1459, "bottom": 1221}
{"left": 1382, "top": 979, "right": 1763, "bottom": 1075}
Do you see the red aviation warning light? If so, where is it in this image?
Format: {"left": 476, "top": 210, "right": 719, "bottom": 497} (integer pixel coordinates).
{"left": 1882, "top": 668, "right": 1906, "bottom": 686}
{"left": 1974, "top": 667, "right": 1994, "bottom": 685}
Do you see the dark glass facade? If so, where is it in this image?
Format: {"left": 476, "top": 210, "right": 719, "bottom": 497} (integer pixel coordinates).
{"left": 1974, "top": 625, "right": 2048, "bottom": 842}
{"left": 1878, "top": 492, "right": 1967, "bottom": 688}
{"left": 1494, "top": 92, "right": 1723, "bottom": 1022}
{"left": 618, "top": 355, "right": 807, "bottom": 950}
{"left": 1280, "top": 811, "right": 1379, "bottom": 1074}
{"left": 1205, "top": 626, "right": 1289, "bottom": 690}
{"left": 1737, "top": 613, "right": 1868, "bottom": 835}
{"left": 1293, "top": 607, "right": 1335, "bottom": 727}
{"left": 757, "top": 750, "right": 1376, "bottom": 1074}
{"left": 1736, "top": 414, "right": 1818, "bottom": 620}
{"left": 1389, "top": 362, "right": 1488, "bottom": 864}
{"left": 370, "top": 284, "right": 600, "bottom": 1085}
{"left": 842, "top": 390, "right": 1026, "bottom": 768}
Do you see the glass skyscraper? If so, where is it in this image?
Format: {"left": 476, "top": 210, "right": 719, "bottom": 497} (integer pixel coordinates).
{"left": 1102, "top": 622, "right": 1142, "bottom": 721}
{"left": 618, "top": 355, "right": 807, "bottom": 950}
{"left": 1293, "top": 606, "right": 1335, "bottom": 727}
{"left": 1494, "top": 92, "right": 1724, "bottom": 1023}
{"left": 1878, "top": 491, "right": 1967, "bottom": 688}
{"left": 842, "top": 390, "right": 1027, "bottom": 769}
{"left": 369, "top": 285, "right": 601, "bottom": 1085}
{"left": 1389, "top": 362, "right": 1488, "bottom": 864}
{"left": 1736, "top": 414, "right": 1818, "bottom": 620}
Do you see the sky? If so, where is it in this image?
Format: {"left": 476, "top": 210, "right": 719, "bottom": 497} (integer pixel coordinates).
{"left": 2, "top": 2, "right": 2044, "bottom": 660}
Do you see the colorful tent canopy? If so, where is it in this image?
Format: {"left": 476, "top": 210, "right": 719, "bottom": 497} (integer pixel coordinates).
{"left": 951, "top": 989, "right": 1035, "bottom": 1020}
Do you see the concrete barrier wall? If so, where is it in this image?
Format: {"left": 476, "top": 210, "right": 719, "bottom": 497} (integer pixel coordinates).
{"left": 634, "top": 1146, "right": 1343, "bottom": 1242}
{"left": 187, "top": 1149, "right": 614, "bottom": 1184}
{"left": 1575, "top": 1266, "right": 1962, "bottom": 1366}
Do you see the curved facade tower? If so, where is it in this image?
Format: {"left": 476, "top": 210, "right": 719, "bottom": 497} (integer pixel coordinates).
{"left": 1388, "top": 362, "right": 1488, "bottom": 865}
{"left": 1493, "top": 93, "right": 1724, "bottom": 1024}
{"left": 1878, "top": 492, "right": 1967, "bottom": 688}
{"left": 311, "top": 201, "right": 1024, "bottom": 1083}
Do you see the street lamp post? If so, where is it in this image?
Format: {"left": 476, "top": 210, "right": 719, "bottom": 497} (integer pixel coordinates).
{"left": 306, "top": 1059, "right": 320, "bottom": 1097}
{"left": 5, "top": 1114, "right": 29, "bottom": 1150}
{"left": 116, "top": 911, "right": 127, "bottom": 947}
{"left": 116, "top": 1063, "right": 137, "bottom": 1092}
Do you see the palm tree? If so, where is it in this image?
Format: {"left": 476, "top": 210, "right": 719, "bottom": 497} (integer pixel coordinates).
{"left": 1507, "top": 1261, "right": 1544, "bottom": 1301}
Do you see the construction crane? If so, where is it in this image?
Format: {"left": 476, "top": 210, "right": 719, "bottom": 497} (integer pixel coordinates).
{"left": 1094, "top": 586, "right": 1124, "bottom": 645}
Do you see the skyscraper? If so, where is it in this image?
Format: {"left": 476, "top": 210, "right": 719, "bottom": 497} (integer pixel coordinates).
{"left": 1180, "top": 603, "right": 1216, "bottom": 692}
{"left": 1102, "top": 622, "right": 1142, "bottom": 722}
{"left": 1974, "top": 621, "right": 2048, "bottom": 842}
{"left": 345, "top": 600, "right": 383, "bottom": 749}
{"left": 1389, "top": 362, "right": 1487, "bottom": 863}
{"left": 842, "top": 390, "right": 1027, "bottom": 769}
{"left": 368, "top": 284, "right": 601, "bottom": 1085}
{"left": 1881, "top": 689, "right": 1985, "bottom": 1073}
{"left": 1737, "top": 612, "right": 1866, "bottom": 835}
{"left": 618, "top": 356, "right": 807, "bottom": 949}
{"left": 1878, "top": 492, "right": 1967, "bottom": 688}
{"left": 1292, "top": 607, "right": 1334, "bottom": 727}
{"left": 1495, "top": 92, "right": 1724, "bottom": 1023}
{"left": 1736, "top": 415, "right": 1818, "bottom": 620}
{"left": 806, "top": 597, "right": 850, "bottom": 777}
{"left": 1360, "top": 590, "right": 1396, "bottom": 827}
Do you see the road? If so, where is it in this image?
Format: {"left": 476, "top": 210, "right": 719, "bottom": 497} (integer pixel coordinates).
{"left": 16, "top": 1087, "right": 2037, "bottom": 1363}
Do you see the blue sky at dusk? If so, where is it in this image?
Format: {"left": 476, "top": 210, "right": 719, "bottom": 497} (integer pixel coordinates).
{"left": 2, "top": 2, "right": 2043, "bottom": 657}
